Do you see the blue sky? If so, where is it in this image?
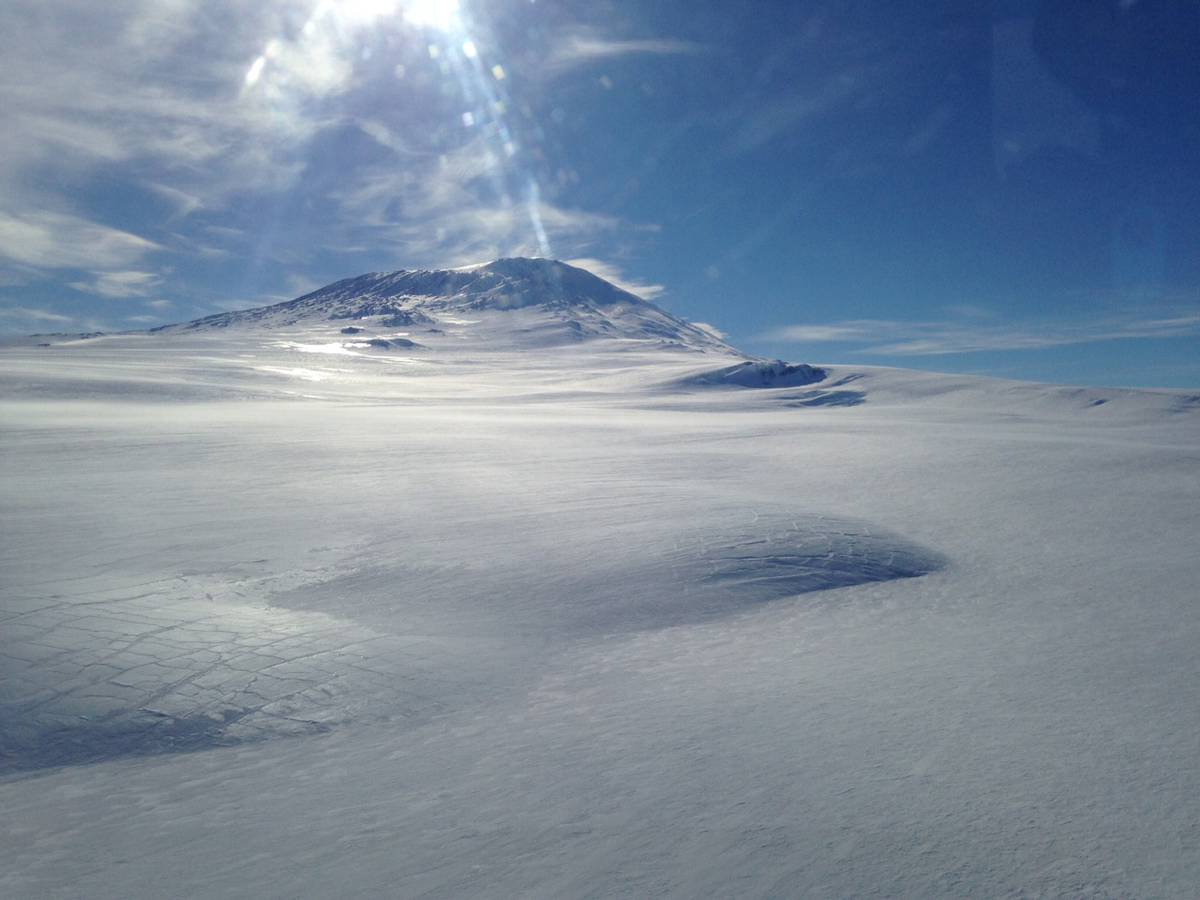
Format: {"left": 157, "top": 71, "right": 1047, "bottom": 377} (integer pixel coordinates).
{"left": 2, "top": 0, "right": 1197, "bottom": 387}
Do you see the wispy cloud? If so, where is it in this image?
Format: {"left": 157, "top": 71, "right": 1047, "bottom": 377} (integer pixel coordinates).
{"left": 69, "top": 270, "right": 163, "bottom": 299}
{"left": 565, "top": 258, "right": 665, "bottom": 300}
{"left": 326, "top": 137, "right": 640, "bottom": 267}
{"left": 691, "top": 321, "right": 727, "bottom": 340}
{"left": 0, "top": 1, "right": 350, "bottom": 282}
{"left": 765, "top": 311, "right": 1200, "bottom": 356}
{"left": 0, "top": 2, "right": 676, "bottom": 316}
{"left": 0, "top": 211, "right": 160, "bottom": 271}
{"left": 0, "top": 1, "right": 325, "bottom": 306}
{"left": 770, "top": 323, "right": 873, "bottom": 343}
{"left": 146, "top": 183, "right": 204, "bottom": 220}
{"left": 546, "top": 35, "right": 706, "bottom": 74}
{"left": 0, "top": 306, "right": 74, "bottom": 324}
{"left": 377, "top": 202, "right": 625, "bottom": 267}
{"left": 0, "top": 2, "right": 310, "bottom": 202}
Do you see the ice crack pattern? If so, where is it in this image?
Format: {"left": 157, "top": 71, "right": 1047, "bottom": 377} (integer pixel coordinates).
{"left": 0, "top": 577, "right": 449, "bottom": 773}
{"left": 1, "top": 513, "right": 943, "bottom": 772}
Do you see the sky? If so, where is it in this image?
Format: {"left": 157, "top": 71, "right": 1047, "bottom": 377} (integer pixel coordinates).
{"left": 1, "top": 0, "right": 1198, "bottom": 387}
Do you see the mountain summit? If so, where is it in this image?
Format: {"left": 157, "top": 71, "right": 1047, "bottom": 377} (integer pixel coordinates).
{"left": 162, "top": 258, "right": 732, "bottom": 352}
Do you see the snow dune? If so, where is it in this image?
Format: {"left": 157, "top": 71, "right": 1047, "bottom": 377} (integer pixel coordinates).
{"left": 2, "top": 261, "right": 1199, "bottom": 897}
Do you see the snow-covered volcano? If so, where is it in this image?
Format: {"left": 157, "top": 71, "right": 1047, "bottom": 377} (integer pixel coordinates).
{"left": 159, "top": 257, "right": 732, "bottom": 353}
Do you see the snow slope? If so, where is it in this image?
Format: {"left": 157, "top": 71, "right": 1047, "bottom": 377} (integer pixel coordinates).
{"left": 154, "top": 257, "right": 732, "bottom": 352}
{"left": 2, "top": 260, "right": 1199, "bottom": 897}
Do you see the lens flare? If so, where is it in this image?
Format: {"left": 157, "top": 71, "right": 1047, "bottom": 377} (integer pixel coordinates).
{"left": 245, "top": 0, "right": 551, "bottom": 257}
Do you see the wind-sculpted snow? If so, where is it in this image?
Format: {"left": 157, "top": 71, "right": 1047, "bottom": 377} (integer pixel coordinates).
{"left": 0, "top": 511, "right": 940, "bottom": 773}
{"left": 670, "top": 359, "right": 827, "bottom": 388}
{"left": 0, "top": 578, "right": 459, "bottom": 773}
{"left": 562, "top": 514, "right": 944, "bottom": 633}
{"left": 3, "top": 267, "right": 1200, "bottom": 898}
{"left": 692, "top": 518, "right": 940, "bottom": 596}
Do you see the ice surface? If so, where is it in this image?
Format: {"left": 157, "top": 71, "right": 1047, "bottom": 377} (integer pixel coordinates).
{"left": 2, "top": 264, "right": 1200, "bottom": 897}
{"left": 0, "top": 584, "right": 457, "bottom": 772}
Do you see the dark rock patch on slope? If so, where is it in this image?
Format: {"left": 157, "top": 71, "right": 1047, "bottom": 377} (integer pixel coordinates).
{"left": 672, "top": 360, "right": 827, "bottom": 389}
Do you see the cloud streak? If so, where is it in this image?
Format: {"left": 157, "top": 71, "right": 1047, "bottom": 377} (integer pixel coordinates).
{"left": 0, "top": 2, "right": 699, "bottom": 324}
{"left": 565, "top": 258, "right": 665, "bottom": 300}
{"left": 0, "top": 306, "right": 74, "bottom": 324}
{"left": 325, "top": 135, "right": 642, "bottom": 267}
{"left": 545, "top": 35, "right": 706, "bottom": 74}
{"left": 0, "top": 0, "right": 329, "bottom": 303}
{"left": 766, "top": 311, "right": 1200, "bottom": 356}
{"left": 68, "top": 270, "right": 164, "bottom": 299}
{"left": 0, "top": 212, "right": 160, "bottom": 272}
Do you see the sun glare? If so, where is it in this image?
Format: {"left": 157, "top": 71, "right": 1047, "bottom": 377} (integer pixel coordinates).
{"left": 403, "top": 0, "right": 458, "bottom": 30}
{"left": 328, "top": 0, "right": 460, "bottom": 30}
{"left": 328, "top": 0, "right": 396, "bottom": 24}
{"left": 402, "top": 0, "right": 461, "bottom": 30}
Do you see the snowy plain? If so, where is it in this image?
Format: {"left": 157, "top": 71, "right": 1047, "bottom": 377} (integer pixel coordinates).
{"left": 2, "top": 261, "right": 1199, "bottom": 897}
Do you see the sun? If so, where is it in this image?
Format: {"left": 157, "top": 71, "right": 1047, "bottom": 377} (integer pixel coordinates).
{"left": 402, "top": 0, "right": 461, "bottom": 30}
{"left": 331, "top": 0, "right": 461, "bottom": 30}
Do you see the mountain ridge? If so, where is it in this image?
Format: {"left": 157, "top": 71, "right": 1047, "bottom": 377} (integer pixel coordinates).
{"left": 154, "top": 258, "right": 734, "bottom": 353}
